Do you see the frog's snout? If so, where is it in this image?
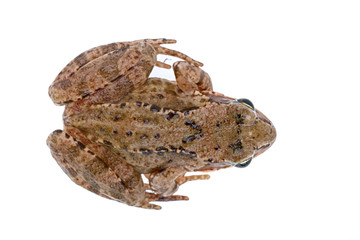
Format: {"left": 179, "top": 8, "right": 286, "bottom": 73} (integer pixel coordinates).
{"left": 253, "top": 112, "right": 276, "bottom": 158}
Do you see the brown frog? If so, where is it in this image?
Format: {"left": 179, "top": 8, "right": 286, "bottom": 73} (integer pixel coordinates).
{"left": 47, "top": 39, "right": 276, "bottom": 209}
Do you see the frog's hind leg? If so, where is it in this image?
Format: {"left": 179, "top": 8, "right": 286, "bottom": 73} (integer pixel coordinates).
{"left": 46, "top": 130, "right": 111, "bottom": 200}
{"left": 49, "top": 42, "right": 158, "bottom": 105}
{"left": 52, "top": 38, "right": 177, "bottom": 90}
{"left": 46, "top": 127, "right": 147, "bottom": 207}
{"left": 49, "top": 38, "right": 204, "bottom": 106}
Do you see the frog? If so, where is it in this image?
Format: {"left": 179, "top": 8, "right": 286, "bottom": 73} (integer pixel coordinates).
{"left": 46, "top": 38, "right": 276, "bottom": 209}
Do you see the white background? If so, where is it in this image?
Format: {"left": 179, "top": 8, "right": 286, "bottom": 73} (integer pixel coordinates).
{"left": 1, "top": 0, "right": 359, "bottom": 239}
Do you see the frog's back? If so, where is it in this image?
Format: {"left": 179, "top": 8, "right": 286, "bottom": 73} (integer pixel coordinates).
{"left": 66, "top": 78, "right": 216, "bottom": 173}
{"left": 123, "top": 77, "right": 211, "bottom": 110}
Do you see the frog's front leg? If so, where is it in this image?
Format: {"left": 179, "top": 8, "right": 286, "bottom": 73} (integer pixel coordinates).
{"left": 173, "top": 61, "right": 213, "bottom": 95}
{"left": 47, "top": 126, "right": 162, "bottom": 209}
{"left": 148, "top": 167, "right": 210, "bottom": 197}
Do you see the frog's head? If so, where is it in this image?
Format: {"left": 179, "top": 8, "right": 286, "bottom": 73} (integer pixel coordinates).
{"left": 215, "top": 98, "right": 276, "bottom": 168}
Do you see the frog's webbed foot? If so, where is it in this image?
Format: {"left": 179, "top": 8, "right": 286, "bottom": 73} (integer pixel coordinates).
{"left": 173, "top": 61, "right": 213, "bottom": 95}
{"left": 139, "top": 169, "right": 209, "bottom": 210}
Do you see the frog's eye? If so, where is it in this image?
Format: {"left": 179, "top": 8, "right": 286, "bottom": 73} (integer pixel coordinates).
{"left": 234, "top": 98, "right": 255, "bottom": 110}
{"left": 233, "top": 157, "right": 253, "bottom": 168}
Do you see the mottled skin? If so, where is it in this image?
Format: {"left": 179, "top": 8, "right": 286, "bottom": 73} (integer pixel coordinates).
{"left": 47, "top": 39, "right": 276, "bottom": 209}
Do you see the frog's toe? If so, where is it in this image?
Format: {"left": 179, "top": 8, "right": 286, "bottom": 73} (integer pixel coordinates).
{"left": 156, "top": 195, "right": 189, "bottom": 202}
{"left": 136, "top": 200, "right": 162, "bottom": 210}
{"left": 175, "top": 174, "right": 210, "bottom": 185}
{"left": 141, "top": 192, "right": 189, "bottom": 209}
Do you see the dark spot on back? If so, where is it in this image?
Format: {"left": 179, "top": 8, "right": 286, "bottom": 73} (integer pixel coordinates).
{"left": 169, "top": 145, "right": 177, "bottom": 152}
{"left": 156, "top": 146, "right": 168, "bottom": 155}
{"left": 143, "top": 119, "right": 149, "bottom": 124}
{"left": 77, "top": 141, "right": 86, "bottom": 149}
{"left": 63, "top": 100, "right": 73, "bottom": 104}
{"left": 87, "top": 150, "right": 95, "bottom": 155}
{"left": 229, "top": 140, "right": 242, "bottom": 153}
{"left": 156, "top": 146, "right": 168, "bottom": 151}
{"left": 154, "top": 133, "right": 160, "bottom": 139}
{"left": 126, "top": 131, "right": 133, "bottom": 136}
{"left": 158, "top": 94, "right": 164, "bottom": 99}
{"left": 136, "top": 102, "right": 142, "bottom": 107}
{"left": 214, "top": 145, "right": 220, "bottom": 150}
{"left": 166, "top": 112, "right": 179, "bottom": 120}
{"left": 139, "top": 148, "right": 153, "bottom": 155}
{"left": 81, "top": 92, "right": 90, "bottom": 98}
{"left": 189, "top": 151, "right": 197, "bottom": 158}
{"left": 150, "top": 105, "right": 161, "bottom": 112}
{"left": 113, "top": 115, "right": 121, "bottom": 121}
{"left": 65, "top": 133, "right": 70, "bottom": 139}
{"left": 184, "top": 120, "right": 200, "bottom": 129}
{"left": 181, "top": 107, "right": 199, "bottom": 115}
{"left": 236, "top": 114, "right": 245, "bottom": 125}
{"left": 120, "top": 103, "right": 126, "bottom": 108}
{"left": 143, "top": 103, "right": 149, "bottom": 107}
{"left": 140, "top": 134, "right": 148, "bottom": 139}
{"left": 182, "top": 135, "right": 196, "bottom": 144}
{"left": 178, "top": 146, "right": 186, "bottom": 154}
{"left": 113, "top": 130, "right": 118, "bottom": 134}
{"left": 182, "top": 111, "right": 190, "bottom": 116}
{"left": 103, "top": 140, "right": 113, "bottom": 146}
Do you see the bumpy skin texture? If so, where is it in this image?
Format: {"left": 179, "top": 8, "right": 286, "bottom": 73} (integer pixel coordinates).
{"left": 47, "top": 39, "right": 276, "bottom": 209}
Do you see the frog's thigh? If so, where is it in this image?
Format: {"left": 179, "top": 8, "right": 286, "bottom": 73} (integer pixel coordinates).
{"left": 173, "top": 61, "right": 213, "bottom": 95}
{"left": 46, "top": 129, "right": 146, "bottom": 206}
{"left": 49, "top": 43, "right": 157, "bottom": 105}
